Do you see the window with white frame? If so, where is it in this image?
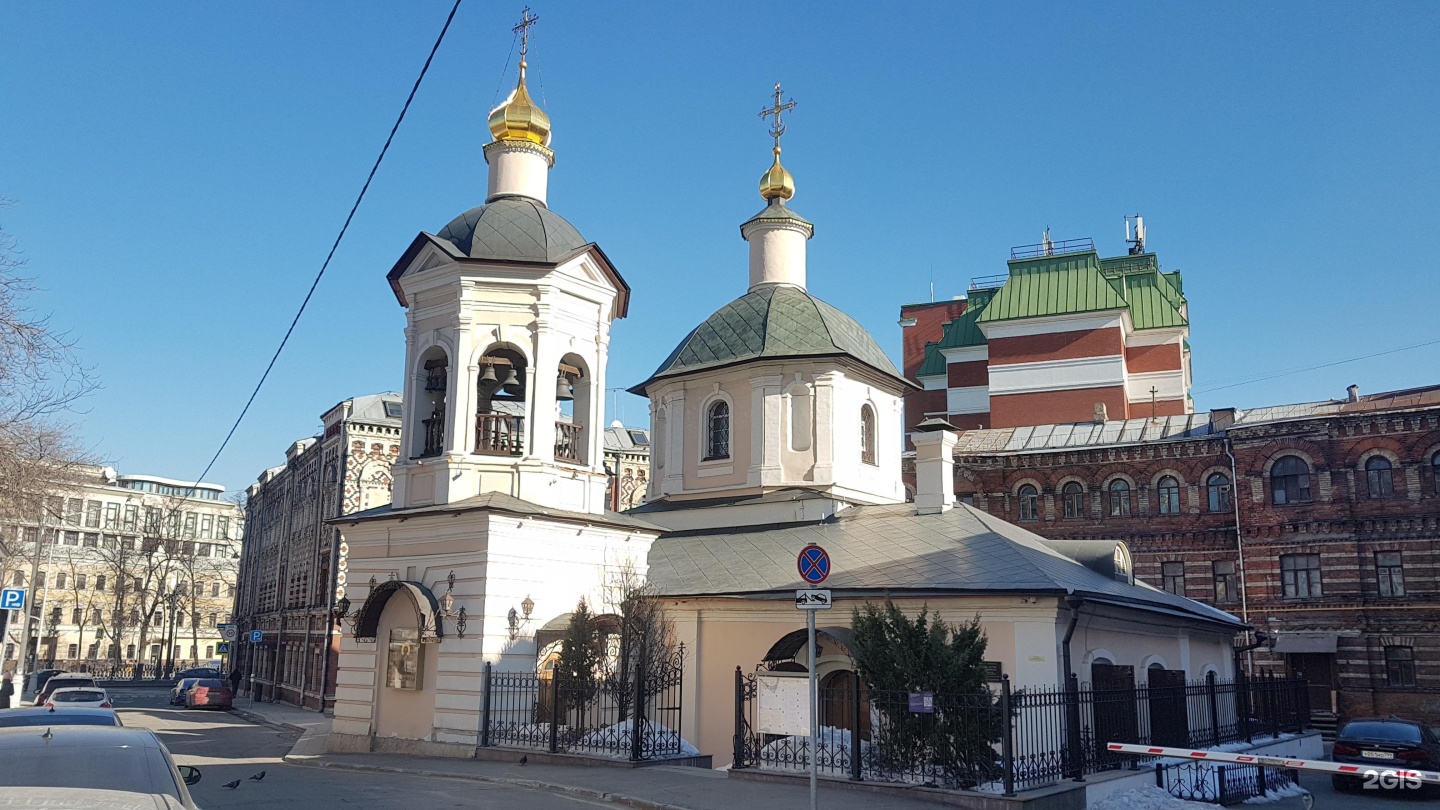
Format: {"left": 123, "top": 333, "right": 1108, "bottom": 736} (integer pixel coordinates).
{"left": 704, "top": 400, "right": 730, "bottom": 461}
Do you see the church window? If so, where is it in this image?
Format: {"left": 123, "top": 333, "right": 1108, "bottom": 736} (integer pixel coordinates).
{"left": 1365, "top": 457, "right": 1394, "bottom": 499}
{"left": 1017, "top": 485, "right": 1038, "bottom": 522}
{"left": 1107, "top": 479, "right": 1131, "bottom": 517}
{"left": 1061, "top": 482, "right": 1084, "bottom": 519}
{"left": 705, "top": 400, "right": 730, "bottom": 461}
{"left": 859, "top": 404, "right": 876, "bottom": 465}
{"left": 1157, "top": 476, "right": 1181, "bottom": 515}
{"left": 1206, "top": 473, "right": 1231, "bottom": 513}
{"left": 1270, "top": 456, "right": 1312, "bottom": 505}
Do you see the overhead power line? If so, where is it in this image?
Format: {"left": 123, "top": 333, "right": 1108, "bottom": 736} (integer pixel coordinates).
{"left": 1193, "top": 336, "right": 1440, "bottom": 395}
{"left": 189, "top": 0, "right": 465, "bottom": 491}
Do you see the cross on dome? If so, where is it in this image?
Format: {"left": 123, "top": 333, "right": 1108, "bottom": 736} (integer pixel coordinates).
{"left": 488, "top": 6, "right": 551, "bottom": 147}
{"left": 757, "top": 82, "right": 797, "bottom": 202}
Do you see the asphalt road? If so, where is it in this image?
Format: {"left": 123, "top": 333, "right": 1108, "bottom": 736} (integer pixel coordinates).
{"left": 108, "top": 687, "right": 609, "bottom": 809}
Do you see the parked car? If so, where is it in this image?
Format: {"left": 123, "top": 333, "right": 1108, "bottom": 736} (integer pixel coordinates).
{"left": 0, "top": 707, "right": 123, "bottom": 727}
{"left": 1331, "top": 716, "right": 1440, "bottom": 793}
{"left": 169, "top": 678, "right": 201, "bottom": 706}
{"left": 46, "top": 687, "right": 112, "bottom": 710}
{"left": 30, "top": 668, "right": 64, "bottom": 695}
{"left": 184, "top": 679, "right": 233, "bottom": 710}
{"left": 0, "top": 726, "right": 202, "bottom": 809}
{"left": 0, "top": 786, "right": 189, "bottom": 809}
{"left": 34, "top": 675, "right": 98, "bottom": 707}
{"left": 173, "top": 667, "right": 221, "bottom": 681}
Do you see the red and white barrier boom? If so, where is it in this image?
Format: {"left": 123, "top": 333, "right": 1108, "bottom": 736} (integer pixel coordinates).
{"left": 1105, "top": 741, "right": 1440, "bottom": 786}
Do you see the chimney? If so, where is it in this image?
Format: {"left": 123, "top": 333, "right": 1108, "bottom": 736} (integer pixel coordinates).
{"left": 911, "top": 419, "right": 960, "bottom": 515}
{"left": 1346, "top": 385, "right": 1360, "bottom": 403}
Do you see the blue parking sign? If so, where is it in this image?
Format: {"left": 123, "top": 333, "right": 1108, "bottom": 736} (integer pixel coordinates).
{"left": 0, "top": 588, "right": 24, "bottom": 611}
{"left": 249, "top": 630, "right": 262, "bottom": 643}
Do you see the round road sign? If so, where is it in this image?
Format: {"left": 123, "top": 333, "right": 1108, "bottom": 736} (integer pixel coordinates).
{"left": 797, "top": 544, "right": 831, "bottom": 585}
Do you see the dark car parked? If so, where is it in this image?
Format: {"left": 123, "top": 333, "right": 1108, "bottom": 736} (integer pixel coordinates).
{"left": 0, "top": 707, "right": 123, "bottom": 727}
{"left": 1331, "top": 716, "right": 1440, "bottom": 793}
{"left": 173, "top": 668, "right": 221, "bottom": 681}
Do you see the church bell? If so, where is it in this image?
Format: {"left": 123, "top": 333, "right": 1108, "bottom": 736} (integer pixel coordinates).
{"left": 556, "top": 372, "right": 574, "bottom": 401}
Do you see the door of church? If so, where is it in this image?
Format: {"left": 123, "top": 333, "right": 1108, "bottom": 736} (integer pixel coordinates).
{"left": 1091, "top": 663, "right": 1138, "bottom": 769}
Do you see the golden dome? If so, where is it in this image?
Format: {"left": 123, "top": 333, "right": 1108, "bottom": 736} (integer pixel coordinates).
{"left": 758, "top": 146, "right": 795, "bottom": 202}
{"left": 487, "top": 62, "right": 551, "bottom": 146}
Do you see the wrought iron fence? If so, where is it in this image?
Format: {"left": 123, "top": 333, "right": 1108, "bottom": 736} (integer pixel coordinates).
{"left": 1156, "top": 760, "right": 1299, "bottom": 804}
{"left": 36, "top": 659, "right": 188, "bottom": 681}
{"left": 733, "top": 669, "right": 1308, "bottom": 795}
{"left": 477, "top": 644, "right": 687, "bottom": 761}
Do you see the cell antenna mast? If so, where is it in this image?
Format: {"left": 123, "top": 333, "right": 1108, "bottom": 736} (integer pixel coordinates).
{"left": 513, "top": 6, "right": 539, "bottom": 59}
{"left": 759, "top": 83, "right": 797, "bottom": 147}
{"left": 1125, "top": 214, "right": 1146, "bottom": 255}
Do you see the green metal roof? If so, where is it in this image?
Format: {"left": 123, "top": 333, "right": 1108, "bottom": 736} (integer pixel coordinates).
{"left": 976, "top": 252, "right": 1130, "bottom": 324}
{"left": 630, "top": 285, "right": 904, "bottom": 393}
{"left": 1121, "top": 271, "right": 1188, "bottom": 329}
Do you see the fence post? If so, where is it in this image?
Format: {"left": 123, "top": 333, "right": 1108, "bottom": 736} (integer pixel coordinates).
{"left": 1206, "top": 671, "right": 1220, "bottom": 747}
{"left": 630, "top": 645, "right": 646, "bottom": 762}
{"left": 1267, "top": 673, "right": 1279, "bottom": 739}
{"left": 1065, "top": 671, "right": 1085, "bottom": 782}
{"left": 549, "top": 672, "right": 560, "bottom": 754}
{"left": 1155, "top": 762, "right": 1163, "bottom": 788}
{"left": 850, "top": 673, "right": 863, "bottom": 781}
{"left": 479, "top": 662, "right": 492, "bottom": 749}
{"left": 733, "top": 666, "right": 746, "bottom": 770}
{"left": 1237, "top": 666, "right": 1252, "bottom": 743}
{"left": 1001, "top": 675, "right": 1015, "bottom": 797}
{"left": 1217, "top": 765, "right": 1227, "bottom": 802}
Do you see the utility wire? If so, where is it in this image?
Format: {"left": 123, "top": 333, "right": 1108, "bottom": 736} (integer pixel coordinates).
{"left": 191, "top": 0, "right": 465, "bottom": 491}
{"left": 1193, "top": 336, "right": 1440, "bottom": 395}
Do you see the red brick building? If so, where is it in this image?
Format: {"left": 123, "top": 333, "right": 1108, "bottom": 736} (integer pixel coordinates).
{"left": 902, "top": 235, "right": 1192, "bottom": 435}
{"left": 911, "top": 385, "right": 1440, "bottom": 723}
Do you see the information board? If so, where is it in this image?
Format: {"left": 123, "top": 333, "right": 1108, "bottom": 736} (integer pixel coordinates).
{"left": 755, "top": 673, "right": 811, "bottom": 737}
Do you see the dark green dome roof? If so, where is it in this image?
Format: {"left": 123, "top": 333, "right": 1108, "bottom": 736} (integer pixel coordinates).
{"left": 630, "top": 285, "right": 903, "bottom": 393}
{"left": 436, "top": 196, "right": 586, "bottom": 262}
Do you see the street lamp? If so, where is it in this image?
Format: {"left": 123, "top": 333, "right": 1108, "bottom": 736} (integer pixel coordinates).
{"left": 44, "top": 614, "right": 59, "bottom": 666}
{"left": 162, "top": 588, "right": 182, "bottom": 675}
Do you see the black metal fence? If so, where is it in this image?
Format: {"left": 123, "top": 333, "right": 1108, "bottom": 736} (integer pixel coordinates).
{"left": 734, "top": 669, "right": 1309, "bottom": 795}
{"left": 35, "top": 659, "right": 191, "bottom": 682}
{"left": 477, "top": 645, "right": 688, "bottom": 762}
{"left": 1156, "top": 760, "right": 1299, "bottom": 804}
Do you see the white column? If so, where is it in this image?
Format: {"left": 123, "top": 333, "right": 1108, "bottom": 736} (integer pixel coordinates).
{"left": 748, "top": 375, "right": 784, "bottom": 487}
{"left": 661, "top": 390, "right": 686, "bottom": 495}
{"left": 811, "top": 372, "right": 836, "bottom": 485}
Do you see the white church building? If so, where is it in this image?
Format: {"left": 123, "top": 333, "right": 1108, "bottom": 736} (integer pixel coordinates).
{"left": 327, "top": 23, "right": 1247, "bottom": 761}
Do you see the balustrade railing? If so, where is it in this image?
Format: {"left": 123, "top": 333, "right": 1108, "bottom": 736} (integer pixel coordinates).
{"left": 555, "top": 422, "right": 583, "bottom": 464}
{"left": 420, "top": 414, "right": 445, "bottom": 457}
{"left": 476, "top": 413, "right": 525, "bottom": 457}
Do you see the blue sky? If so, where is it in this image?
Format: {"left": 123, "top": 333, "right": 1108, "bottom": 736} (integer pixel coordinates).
{"left": 2, "top": 2, "right": 1437, "bottom": 496}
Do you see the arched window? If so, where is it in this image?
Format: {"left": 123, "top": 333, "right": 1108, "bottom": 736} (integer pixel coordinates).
{"left": 1062, "top": 482, "right": 1085, "bottom": 519}
{"left": 705, "top": 400, "right": 730, "bottom": 461}
{"left": 1365, "top": 457, "right": 1394, "bottom": 499}
{"left": 1206, "top": 473, "right": 1231, "bottom": 513}
{"left": 1270, "top": 456, "right": 1312, "bottom": 505}
{"left": 1108, "top": 479, "right": 1131, "bottom": 517}
{"left": 1018, "top": 485, "right": 1039, "bottom": 522}
{"left": 1434, "top": 452, "right": 1440, "bottom": 495}
{"left": 859, "top": 405, "right": 876, "bottom": 466}
{"left": 1157, "top": 476, "right": 1181, "bottom": 515}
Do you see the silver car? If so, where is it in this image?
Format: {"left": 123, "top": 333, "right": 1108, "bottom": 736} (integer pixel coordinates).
{"left": 0, "top": 725, "right": 203, "bottom": 808}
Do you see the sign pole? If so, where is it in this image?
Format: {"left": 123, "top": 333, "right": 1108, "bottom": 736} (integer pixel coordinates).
{"left": 808, "top": 592, "right": 817, "bottom": 810}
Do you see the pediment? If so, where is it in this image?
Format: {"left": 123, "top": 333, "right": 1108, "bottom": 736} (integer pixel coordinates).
{"left": 386, "top": 232, "right": 465, "bottom": 306}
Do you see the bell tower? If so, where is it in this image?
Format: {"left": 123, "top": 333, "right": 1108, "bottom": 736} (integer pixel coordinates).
{"left": 383, "top": 14, "right": 631, "bottom": 515}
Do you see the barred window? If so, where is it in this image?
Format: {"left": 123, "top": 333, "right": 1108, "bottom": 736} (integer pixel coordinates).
{"left": 1385, "top": 646, "right": 1416, "bottom": 688}
{"left": 1062, "top": 482, "right": 1085, "bottom": 519}
{"left": 704, "top": 400, "right": 730, "bottom": 461}
{"left": 1271, "top": 456, "right": 1312, "bottom": 505}
{"left": 1280, "top": 553, "right": 1322, "bottom": 599}
{"left": 1018, "top": 485, "right": 1039, "bottom": 522}
{"left": 1157, "top": 476, "right": 1181, "bottom": 515}
{"left": 1107, "top": 479, "right": 1131, "bottom": 517}
{"left": 1366, "top": 457, "right": 1394, "bottom": 499}
{"left": 859, "top": 405, "right": 876, "bottom": 466}
{"left": 1376, "top": 551, "right": 1405, "bottom": 597}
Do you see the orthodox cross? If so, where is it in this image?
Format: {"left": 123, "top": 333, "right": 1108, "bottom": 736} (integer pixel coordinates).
{"left": 759, "top": 82, "right": 797, "bottom": 148}
{"left": 513, "top": 7, "right": 539, "bottom": 60}
{"left": 1149, "top": 386, "right": 1159, "bottom": 419}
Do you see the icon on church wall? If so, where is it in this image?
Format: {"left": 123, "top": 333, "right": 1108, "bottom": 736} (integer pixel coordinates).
{"left": 386, "top": 627, "right": 423, "bottom": 690}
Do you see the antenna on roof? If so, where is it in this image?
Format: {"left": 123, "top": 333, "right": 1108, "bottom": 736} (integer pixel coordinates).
{"left": 1124, "top": 214, "right": 1146, "bottom": 255}
{"left": 1042, "top": 227, "right": 1054, "bottom": 256}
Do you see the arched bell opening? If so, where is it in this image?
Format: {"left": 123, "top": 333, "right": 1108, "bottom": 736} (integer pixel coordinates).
{"left": 555, "top": 353, "right": 590, "bottom": 465}
{"left": 413, "top": 347, "right": 450, "bottom": 459}
{"left": 476, "top": 345, "right": 528, "bottom": 457}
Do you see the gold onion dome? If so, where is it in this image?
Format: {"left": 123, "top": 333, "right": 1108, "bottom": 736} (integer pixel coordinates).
{"left": 488, "top": 61, "right": 551, "bottom": 146}
{"left": 758, "top": 146, "right": 795, "bottom": 202}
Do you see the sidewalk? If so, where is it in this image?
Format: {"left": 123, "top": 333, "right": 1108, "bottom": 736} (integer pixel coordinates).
{"left": 227, "top": 701, "right": 966, "bottom": 810}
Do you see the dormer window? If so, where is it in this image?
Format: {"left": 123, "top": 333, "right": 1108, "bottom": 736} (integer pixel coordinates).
{"left": 705, "top": 400, "right": 730, "bottom": 461}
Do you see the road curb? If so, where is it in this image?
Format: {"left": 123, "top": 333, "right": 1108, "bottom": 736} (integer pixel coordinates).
{"left": 281, "top": 756, "right": 691, "bottom": 810}
{"left": 229, "top": 707, "right": 306, "bottom": 736}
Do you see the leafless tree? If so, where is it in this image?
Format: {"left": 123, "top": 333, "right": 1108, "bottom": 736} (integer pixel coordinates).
{"left": 599, "top": 560, "right": 680, "bottom": 718}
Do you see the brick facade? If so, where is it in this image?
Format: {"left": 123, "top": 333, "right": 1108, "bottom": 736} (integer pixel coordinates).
{"left": 907, "top": 389, "right": 1440, "bottom": 723}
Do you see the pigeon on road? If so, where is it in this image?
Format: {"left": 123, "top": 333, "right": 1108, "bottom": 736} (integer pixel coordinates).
{"left": 249, "top": 771, "right": 266, "bottom": 782}
{"left": 519, "top": 755, "right": 528, "bottom": 765}
{"left": 223, "top": 780, "right": 241, "bottom": 790}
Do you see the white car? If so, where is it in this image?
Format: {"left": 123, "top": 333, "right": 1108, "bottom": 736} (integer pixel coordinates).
{"left": 45, "top": 686, "right": 113, "bottom": 710}
{"left": 0, "top": 726, "right": 202, "bottom": 808}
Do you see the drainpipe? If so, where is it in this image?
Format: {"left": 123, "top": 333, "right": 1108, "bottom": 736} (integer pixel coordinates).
{"left": 1061, "top": 595, "right": 1084, "bottom": 781}
{"left": 1225, "top": 439, "right": 1253, "bottom": 670}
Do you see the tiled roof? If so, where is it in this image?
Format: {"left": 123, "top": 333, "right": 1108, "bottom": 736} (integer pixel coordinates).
{"left": 436, "top": 196, "right": 586, "bottom": 262}
{"left": 630, "top": 285, "right": 904, "bottom": 392}
{"left": 646, "top": 501, "right": 1243, "bottom": 628}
